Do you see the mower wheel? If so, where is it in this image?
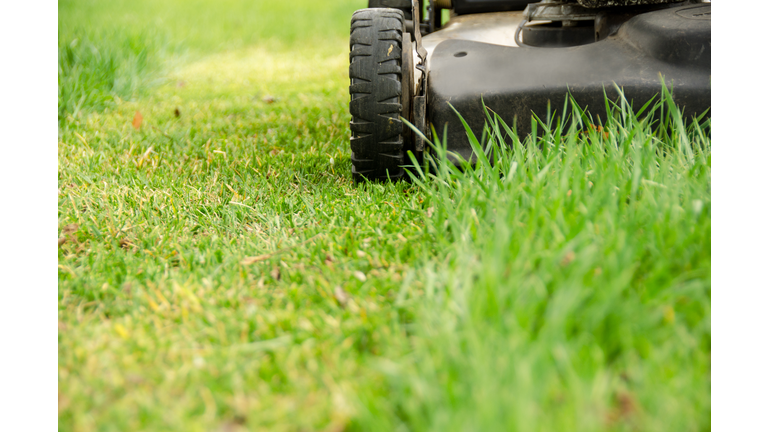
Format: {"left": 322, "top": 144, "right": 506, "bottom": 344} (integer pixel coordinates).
{"left": 349, "top": 8, "right": 412, "bottom": 183}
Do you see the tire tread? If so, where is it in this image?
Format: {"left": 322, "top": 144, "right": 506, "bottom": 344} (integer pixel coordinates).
{"left": 349, "top": 8, "right": 407, "bottom": 182}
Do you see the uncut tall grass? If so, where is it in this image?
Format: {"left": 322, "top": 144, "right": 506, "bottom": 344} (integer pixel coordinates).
{"left": 352, "top": 89, "right": 710, "bottom": 432}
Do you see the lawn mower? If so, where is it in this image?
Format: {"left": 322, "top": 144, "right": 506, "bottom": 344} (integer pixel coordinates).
{"left": 348, "top": 0, "right": 711, "bottom": 181}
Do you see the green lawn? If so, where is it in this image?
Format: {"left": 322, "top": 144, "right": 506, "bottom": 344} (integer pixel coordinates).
{"left": 58, "top": 1, "right": 711, "bottom": 431}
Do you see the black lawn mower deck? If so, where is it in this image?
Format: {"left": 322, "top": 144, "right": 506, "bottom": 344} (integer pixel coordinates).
{"left": 348, "top": 0, "right": 711, "bottom": 181}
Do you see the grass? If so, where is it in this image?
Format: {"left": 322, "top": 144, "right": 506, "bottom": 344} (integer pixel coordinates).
{"left": 58, "top": 1, "right": 711, "bottom": 431}
{"left": 352, "top": 94, "right": 710, "bottom": 431}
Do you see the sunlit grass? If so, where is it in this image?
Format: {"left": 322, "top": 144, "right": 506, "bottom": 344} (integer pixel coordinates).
{"left": 59, "top": 1, "right": 710, "bottom": 431}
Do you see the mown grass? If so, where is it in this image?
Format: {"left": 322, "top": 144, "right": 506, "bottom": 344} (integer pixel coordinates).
{"left": 59, "top": 1, "right": 710, "bottom": 431}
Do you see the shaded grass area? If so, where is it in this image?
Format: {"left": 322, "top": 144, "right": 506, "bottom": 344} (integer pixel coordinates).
{"left": 59, "top": 1, "right": 710, "bottom": 431}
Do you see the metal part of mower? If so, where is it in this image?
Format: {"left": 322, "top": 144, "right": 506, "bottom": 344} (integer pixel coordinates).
{"left": 349, "top": 0, "right": 711, "bottom": 180}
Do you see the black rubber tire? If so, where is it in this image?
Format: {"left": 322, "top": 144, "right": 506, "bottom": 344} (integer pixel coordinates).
{"left": 349, "top": 8, "right": 410, "bottom": 183}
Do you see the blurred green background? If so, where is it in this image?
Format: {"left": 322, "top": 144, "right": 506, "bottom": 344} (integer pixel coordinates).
{"left": 58, "top": 0, "right": 361, "bottom": 121}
